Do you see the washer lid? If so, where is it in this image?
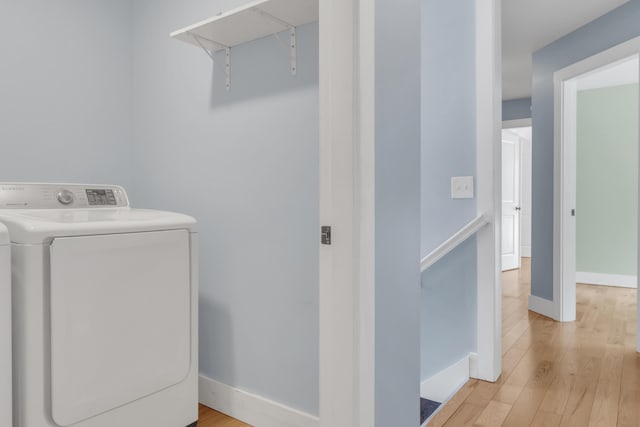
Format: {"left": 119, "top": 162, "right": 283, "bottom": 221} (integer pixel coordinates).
{"left": 0, "top": 223, "right": 7, "bottom": 246}
{"left": 0, "top": 208, "right": 197, "bottom": 244}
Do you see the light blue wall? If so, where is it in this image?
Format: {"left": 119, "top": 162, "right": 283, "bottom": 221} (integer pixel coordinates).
{"left": 131, "top": 0, "right": 319, "bottom": 415}
{"left": 375, "top": 0, "right": 422, "bottom": 424}
{"left": 420, "top": 0, "right": 477, "bottom": 381}
{"left": 503, "top": 98, "right": 532, "bottom": 121}
{"left": 0, "top": 0, "right": 426, "bottom": 420}
{"left": 531, "top": 0, "right": 640, "bottom": 301}
{"left": 0, "top": 0, "right": 133, "bottom": 185}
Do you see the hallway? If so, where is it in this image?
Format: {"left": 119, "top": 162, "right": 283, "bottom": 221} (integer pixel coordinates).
{"left": 428, "top": 259, "right": 640, "bottom": 427}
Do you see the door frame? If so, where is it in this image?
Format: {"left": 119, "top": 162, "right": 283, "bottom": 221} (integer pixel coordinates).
{"left": 503, "top": 118, "right": 532, "bottom": 129}
{"left": 553, "top": 36, "right": 640, "bottom": 328}
{"left": 475, "top": 0, "right": 502, "bottom": 382}
{"left": 319, "top": 0, "right": 502, "bottom": 424}
{"left": 319, "top": 0, "right": 374, "bottom": 425}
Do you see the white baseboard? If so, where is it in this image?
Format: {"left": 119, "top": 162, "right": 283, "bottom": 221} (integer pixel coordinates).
{"left": 420, "top": 354, "right": 472, "bottom": 403}
{"left": 528, "top": 294, "right": 556, "bottom": 320}
{"left": 521, "top": 246, "right": 531, "bottom": 258}
{"left": 576, "top": 272, "right": 637, "bottom": 289}
{"left": 199, "top": 375, "right": 318, "bottom": 427}
{"left": 468, "top": 352, "right": 479, "bottom": 379}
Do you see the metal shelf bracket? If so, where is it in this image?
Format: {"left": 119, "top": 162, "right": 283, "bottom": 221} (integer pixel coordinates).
{"left": 190, "top": 33, "right": 232, "bottom": 91}
{"left": 290, "top": 27, "right": 297, "bottom": 76}
{"left": 253, "top": 7, "right": 297, "bottom": 76}
{"left": 225, "top": 48, "right": 231, "bottom": 91}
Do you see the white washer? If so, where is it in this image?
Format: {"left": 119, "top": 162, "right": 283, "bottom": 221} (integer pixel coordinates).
{"left": 0, "top": 223, "right": 11, "bottom": 427}
{"left": 0, "top": 183, "right": 198, "bottom": 427}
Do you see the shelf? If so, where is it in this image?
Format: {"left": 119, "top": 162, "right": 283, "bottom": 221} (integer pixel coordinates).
{"left": 170, "top": 0, "right": 317, "bottom": 90}
{"left": 170, "top": 0, "right": 318, "bottom": 53}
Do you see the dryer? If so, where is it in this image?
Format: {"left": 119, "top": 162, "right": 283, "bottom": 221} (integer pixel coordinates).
{"left": 0, "top": 183, "right": 198, "bottom": 427}
{"left": 0, "top": 223, "right": 10, "bottom": 427}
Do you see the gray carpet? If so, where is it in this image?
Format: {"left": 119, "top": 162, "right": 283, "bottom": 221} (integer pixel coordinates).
{"left": 420, "top": 398, "right": 441, "bottom": 424}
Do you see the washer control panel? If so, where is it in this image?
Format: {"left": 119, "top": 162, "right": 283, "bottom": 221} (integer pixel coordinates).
{"left": 57, "top": 189, "right": 75, "bottom": 205}
{"left": 0, "top": 184, "right": 129, "bottom": 209}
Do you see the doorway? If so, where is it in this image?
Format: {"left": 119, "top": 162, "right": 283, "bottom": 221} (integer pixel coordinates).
{"left": 501, "top": 125, "right": 532, "bottom": 272}
{"left": 554, "top": 37, "right": 640, "bottom": 352}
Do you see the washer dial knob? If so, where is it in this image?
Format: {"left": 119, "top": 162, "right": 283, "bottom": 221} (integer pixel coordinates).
{"left": 57, "top": 189, "right": 74, "bottom": 205}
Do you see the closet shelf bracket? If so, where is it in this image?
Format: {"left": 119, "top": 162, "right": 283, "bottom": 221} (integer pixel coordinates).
{"left": 190, "top": 33, "right": 232, "bottom": 91}
{"left": 252, "top": 7, "right": 297, "bottom": 75}
{"left": 290, "top": 27, "right": 297, "bottom": 76}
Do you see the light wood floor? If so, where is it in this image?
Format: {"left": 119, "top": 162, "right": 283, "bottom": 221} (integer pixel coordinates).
{"left": 197, "top": 404, "right": 251, "bottom": 427}
{"left": 428, "top": 258, "right": 640, "bottom": 427}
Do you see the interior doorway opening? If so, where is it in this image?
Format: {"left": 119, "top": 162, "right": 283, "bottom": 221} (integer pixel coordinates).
{"left": 573, "top": 57, "right": 639, "bottom": 292}
{"left": 501, "top": 124, "right": 532, "bottom": 273}
{"left": 554, "top": 37, "right": 640, "bottom": 353}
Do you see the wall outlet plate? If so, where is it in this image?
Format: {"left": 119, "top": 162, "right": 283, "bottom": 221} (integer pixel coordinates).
{"left": 451, "top": 176, "right": 474, "bottom": 199}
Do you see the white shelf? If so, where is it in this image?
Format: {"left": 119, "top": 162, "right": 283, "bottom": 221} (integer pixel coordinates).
{"left": 170, "top": 0, "right": 318, "bottom": 53}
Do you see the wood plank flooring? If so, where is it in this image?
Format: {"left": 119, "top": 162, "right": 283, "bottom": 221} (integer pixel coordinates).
{"left": 428, "top": 258, "right": 640, "bottom": 427}
{"left": 197, "top": 404, "right": 251, "bottom": 427}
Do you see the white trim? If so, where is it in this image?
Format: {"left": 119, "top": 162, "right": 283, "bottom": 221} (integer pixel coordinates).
{"left": 420, "top": 214, "right": 490, "bottom": 272}
{"left": 199, "top": 375, "right": 318, "bottom": 427}
{"left": 521, "top": 248, "right": 531, "bottom": 258}
{"left": 319, "top": 0, "right": 375, "bottom": 425}
{"left": 576, "top": 272, "right": 638, "bottom": 288}
{"left": 419, "top": 353, "right": 477, "bottom": 427}
{"left": 554, "top": 75, "right": 578, "bottom": 322}
{"left": 528, "top": 294, "right": 557, "bottom": 320}
{"left": 475, "top": 0, "right": 502, "bottom": 382}
{"left": 553, "top": 36, "right": 640, "bottom": 323}
{"left": 358, "top": 0, "right": 376, "bottom": 424}
{"left": 502, "top": 118, "right": 532, "bottom": 129}
{"left": 468, "top": 352, "right": 479, "bottom": 378}
{"left": 420, "top": 355, "right": 470, "bottom": 405}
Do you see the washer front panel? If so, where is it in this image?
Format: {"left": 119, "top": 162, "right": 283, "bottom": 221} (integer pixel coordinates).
{"left": 49, "top": 230, "right": 191, "bottom": 426}
{"left": 0, "top": 226, "right": 10, "bottom": 427}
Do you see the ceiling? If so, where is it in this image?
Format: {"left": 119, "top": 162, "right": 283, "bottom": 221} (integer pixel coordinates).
{"left": 502, "top": 0, "right": 629, "bottom": 101}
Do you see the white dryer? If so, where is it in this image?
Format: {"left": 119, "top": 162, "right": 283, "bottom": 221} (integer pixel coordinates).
{"left": 0, "top": 183, "right": 198, "bottom": 427}
{"left": 0, "top": 223, "right": 10, "bottom": 427}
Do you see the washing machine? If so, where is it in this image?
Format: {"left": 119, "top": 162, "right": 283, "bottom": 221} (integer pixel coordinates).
{"left": 0, "top": 223, "right": 10, "bottom": 427}
{"left": 0, "top": 183, "right": 198, "bottom": 427}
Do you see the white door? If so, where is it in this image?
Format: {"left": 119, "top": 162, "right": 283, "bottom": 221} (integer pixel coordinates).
{"left": 502, "top": 130, "right": 521, "bottom": 271}
{"left": 518, "top": 128, "right": 533, "bottom": 258}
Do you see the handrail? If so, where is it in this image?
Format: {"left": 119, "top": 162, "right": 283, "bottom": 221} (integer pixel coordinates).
{"left": 421, "top": 214, "right": 491, "bottom": 272}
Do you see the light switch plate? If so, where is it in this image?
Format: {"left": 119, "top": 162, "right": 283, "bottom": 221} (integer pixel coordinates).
{"left": 451, "top": 176, "right": 474, "bottom": 199}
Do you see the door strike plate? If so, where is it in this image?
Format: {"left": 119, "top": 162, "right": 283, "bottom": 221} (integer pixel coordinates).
{"left": 321, "top": 226, "right": 331, "bottom": 245}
